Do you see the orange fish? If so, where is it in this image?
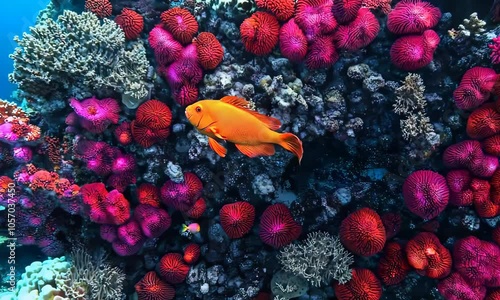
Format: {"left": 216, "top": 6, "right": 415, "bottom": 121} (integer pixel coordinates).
{"left": 185, "top": 96, "right": 303, "bottom": 162}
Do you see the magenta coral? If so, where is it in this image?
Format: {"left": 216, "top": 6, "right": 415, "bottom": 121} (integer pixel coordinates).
{"left": 332, "top": 0, "right": 362, "bottom": 24}
{"left": 117, "top": 219, "right": 145, "bottom": 246}
{"left": 489, "top": 36, "right": 500, "bottom": 64}
{"left": 334, "top": 8, "right": 380, "bottom": 51}
{"left": 134, "top": 204, "right": 172, "bottom": 238}
{"left": 390, "top": 30, "right": 440, "bottom": 71}
{"left": 295, "top": 0, "right": 337, "bottom": 42}
{"left": 279, "top": 18, "right": 308, "bottom": 63}
{"left": 160, "top": 172, "right": 203, "bottom": 212}
{"left": 453, "top": 67, "right": 497, "bottom": 110}
{"left": 403, "top": 170, "right": 449, "bottom": 220}
{"left": 148, "top": 25, "right": 183, "bottom": 66}
{"left": 69, "top": 96, "right": 120, "bottom": 133}
{"left": 438, "top": 272, "right": 487, "bottom": 300}
{"left": 387, "top": 0, "right": 441, "bottom": 35}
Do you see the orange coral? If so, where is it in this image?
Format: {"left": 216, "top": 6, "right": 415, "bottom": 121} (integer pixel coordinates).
{"left": 405, "top": 232, "right": 452, "bottom": 279}
{"left": 0, "top": 100, "right": 28, "bottom": 124}
{"left": 255, "top": 0, "right": 295, "bottom": 21}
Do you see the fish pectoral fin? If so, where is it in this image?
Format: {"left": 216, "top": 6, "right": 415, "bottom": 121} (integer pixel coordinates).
{"left": 209, "top": 126, "right": 226, "bottom": 140}
{"left": 220, "top": 96, "right": 281, "bottom": 130}
{"left": 235, "top": 143, "right": 275, "bottom": 158}
{"left": 208, "top": 137, "right": 227, "bottom": 157}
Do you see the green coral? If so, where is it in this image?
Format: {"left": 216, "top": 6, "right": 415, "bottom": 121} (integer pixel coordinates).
{"left": 277, "top": 231, "right": 354, "bottom": 287}
{"left": 9, "top": 10, "right": 149, "bottom": 106}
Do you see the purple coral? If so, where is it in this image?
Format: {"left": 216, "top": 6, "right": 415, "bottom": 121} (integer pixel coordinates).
{"left": 69, "top": 96, "right": 120, "bottom": 133}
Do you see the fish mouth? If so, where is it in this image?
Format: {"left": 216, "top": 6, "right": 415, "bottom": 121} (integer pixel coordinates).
{"left": 185, "top": 110, "right": 191, "bottom": 120}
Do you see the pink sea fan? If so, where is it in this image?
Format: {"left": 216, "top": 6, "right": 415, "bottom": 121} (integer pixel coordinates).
{"left": 134, "top": 204, "right": 172, "bottom": 238}
{"left": 69, "top": 96, "right": 120, "bottom": 133}
{"left": 148, "top": 25, "right": 183, "bottom": 66}
{"left": 279, "top": 18, "right": 308, "bottom": 63}
{"left": 334, "top": 8, "right": 380, "bottom": 51}
{"left": 387, "top": 0, "right": 442, "bottom": 35}
{"left": 259, "top": 203, "right": 301, "bottom": 248}
{"left": 403, "top": 170, "right": 449, "bottom": 220}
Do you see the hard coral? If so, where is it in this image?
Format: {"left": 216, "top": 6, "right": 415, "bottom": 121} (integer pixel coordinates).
{"left": 157, "top": 253, "right": 190, "bottom": 284}
{"left": 390, "top": 29, "right": 440, "bottom": 71}
{"left": 405, "top": 232, "right": 452, "bottom": 279}
{"left": 256, "top": 0, "right": 295, "bottom": 21}
{"left": 183, "top": 243, "right": 201, "bottom": 265}
{"left": 305, "top": 35, "right": 338, "bottom": 69}
{"left": 193, "top": 32, "right": 224, "bottom": 70}
{"left": 135, "top": 99, "right": 172, "bottom": 130}
{"left": 185, "top": 198, "right": 206, "bottom": 219}
{"left": 135, "top": 271, "right": 175, "bottom": 300}
{"left": 467, "top": 103, "right": 500, "bottom": 139}
{"left": 402, "top": 170, "right": 449, "bottom": 220}
{"left": 332, "top": 0, "right": 363, "bottom": 24}
{"left": 377, "top": 242, "right": 411, "bottom": 285}
{"left": 69, "top": 96, "right": 120, "bottom": 134}
{"left": 279, "top": 18, "right": 308, "bottom": 63}
{"left": 160, "top": 172, "right": 203, "bottom": 212}
{"left": 334, "top": 268, "right": 382, "bottom": 300}
{"left": 295, "top": 0, "right": 337, "bottom": 41}
{"left": 453, "top": 67, "right": 497, "bottom": 110}
{"left": 115, "top": 8, "right": 144, "bottom": 40}
{"left": 137, "top": 183, "right": 161, "bottom": 207}
{"left": 240, "top": 11, "right": 280, "bottom": 56}
{"left": 438, "top": 272, "right": 487, "bottom": 300}
{"left": 339, "top": 207, "right": 386, "bottom": 256}
{"left": 160, "top": 7, "right": 198, "bottom": 45}
{"left": 334, "top": 8, "right": 380, "bottom": 51}
{"left": 387, "top": 0, "right": 441, "bottom": 35}
{"left": 259, "top": 203, "right": 302, "bottom": 248}
{"left": 219, "top": 201, "right": 256, "bottom": 239}
{"left": 85, "top": 0, "right": 112, "bottom": 18}
{"left": 148, "top": 26, "right": 183, "bottom": 66}
{"left": 134, "top": 204, "right": 171, "bottom": 238}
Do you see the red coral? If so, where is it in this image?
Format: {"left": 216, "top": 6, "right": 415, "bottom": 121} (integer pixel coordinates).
{"left": 158, "top": 253, "right": 190, "bottom": 284}
{"left": 489, "top": 36, "right": 500, "bottom": 64}
{"left": 402, "top": 170, "right": 449, "bottom": 220}
{"left": 135, "top": 271, "right": 175, "bottom": 300}
{"left": 406, "top": 232, "right": 452, "bottom": 279}
{"left": 114, "top": 122, "right": 133, "bottom": 146}
{"left": 193, "top": 32, "right": 224, "bottom": 70}
{"left": 69, "top": 96, "right": 120, "bottom": 133}
{"left": 339, "top": 207, "right": 386, "bottom": 256}
{"left": 377, "top": 242, "right": 411, "bottom": 285}
{"left": 258, "top": 203, "right": 301, "bottom": 248}
{"left": 220, "top": 201, "right": 256, "bottom": 239}
{"left": 160, "top": 7, "right": 198, "bottom": 45}
{"left": 471, "top": 178, "right": 499, "bottom": 218}
{"left": 334, "top": 8, "right": 380, "bottom": 51}
{"left": 483, "top": 135, "right": 500, "bottom": 156}
{"left": 173, "top": 84, "right": 199, "bottom": 106}
{"left": 453, "top": 67, "right": 497, "bottom": 110}
{"left": 185, "top": 197, "right": 206, "bottom": 219}
{"left": 131, "top": 121, "right": 170, "bottom": 148}
{"left": 386, "top": 0, "right": 441, "bottom": 35}
{"left": 334, "top": 268, "right": 382, "bottom": 300}
{"left": 493, "top": 226, "right": 500, "bottom": 247}
{"left": 160, "top": 172, "right": 203, "bottom": 212}
{"left": 115, "top": 8, "right": 144, "bottom": 40}
{"left": 332, "top": 0, "right": 363, "bottom": 24}
{"left": 240, "top": 12, "right": 280, "bottom": 56}
{"left": 137, "top": 183, "right": 161, "bottom": 207}
{"left": 446, "top": 170, "right": 474, "bottom": 206}
{"left": 255, "top": 0, "right": 295, "bottom": 21}
{"left": 136, "top": 100, "right": 172, "bottom": 130}
{"left": 380, "top": 212, "right": 402, "bottom": 240}
{"left": 85, "top": 0, "right": 112, "bottom": 18}
{"left": 183, "top": 243, "right": 200, "bottom": 264}
{"left": 362, "top": 0, "right": 392, "bottom": 14}
{"left": 279, "top": 18, "right": 308, "bottom": 63}
{"left": 467, "top": 103, "right": 500, "bottom": 139}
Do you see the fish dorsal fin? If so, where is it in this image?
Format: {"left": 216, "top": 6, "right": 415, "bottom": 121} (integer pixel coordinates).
{"left": 220, "top": 96, "right": 282, "bottom": 130}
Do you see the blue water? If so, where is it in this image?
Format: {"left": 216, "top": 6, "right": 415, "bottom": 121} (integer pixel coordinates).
{"left": 0, "top": 0, "right": 49, "bottom": 100}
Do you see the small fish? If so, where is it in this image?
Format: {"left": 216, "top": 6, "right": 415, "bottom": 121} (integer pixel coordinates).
{"left": 185, "top": 96, "right": 303, "bottom": 162}
{"left": 182, "top": 223, "right": 201, "bottom": 234}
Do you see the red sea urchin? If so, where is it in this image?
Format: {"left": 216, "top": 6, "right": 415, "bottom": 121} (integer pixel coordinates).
{"left": 339, "top": 207, "right": 386, "bottom": 256}
{"left": 240, "top": 11, "right": 280, "bottom": 56}
{"left": 403, "top": 170, "right": 449, "bottom": 220}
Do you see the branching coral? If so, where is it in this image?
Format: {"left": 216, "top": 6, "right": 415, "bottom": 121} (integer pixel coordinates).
{"left": 278, "top": 231, "right": 354, "bottom": 287}
{"left": 57, "top": 247, "right": 126, "bottom": 300}
{"left": 393, "top": 73, "right": 435, "bottom": 141}
{"left": 448, "top": 12, "right": 486, "bottom": 40}
{"left": 9, "top": 10, "right": 149, "bottom": 106}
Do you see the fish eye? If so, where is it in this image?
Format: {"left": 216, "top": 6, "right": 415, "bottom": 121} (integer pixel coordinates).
{"left": 195, "top": 106, "right": 202, "bottom": 112}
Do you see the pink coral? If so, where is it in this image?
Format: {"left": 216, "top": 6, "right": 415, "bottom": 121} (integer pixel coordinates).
{"left": 295, "top": 0, "right": 337, "bottom": 41}
{"left": 148, "top": 26, "right": 183, "bottom": 66}
{"left": 390, "top": 29, "right": 440, "bottom": 71}
{"left": 438, "top": 272, "right": 487, "bottom": 300}
{"left": 12, "top": 146, "right": 32, "bottom": 163}
{"left": 259, "top": 203, "right": 301, "bottom": 248}
{"left": 489, "top": 36, "right": 500, "bottom": 64}
{"left": 69, "top": 96, "right": 120, "bottom": 133}
{"left": 112, "top": 153, "right": 136, "bottom": 174}
{"left": 160, "top": 172, "right": 203, "bottom": 212}
{"left": 332, "top": 0, "right": 363, "bottom": 24}
{"left": 134, "top": 204, "right": 172, "bottom": 238}
{"left": 452, "top": 67, "right": 497, "bottom": 110}
{"left": 334, "top": 8, "right": 380, "bottom": 51}
{"left": 403, "top": 170, "right": 449, "bottom": 220}
{"left": 305, "top": 35, "right": 339, "bottom": 69}
{"left": 279, "top": 18, "right": 308, "bottom": 63}
{"left": 387, "top": 0, "right": 441, "bottom": 35}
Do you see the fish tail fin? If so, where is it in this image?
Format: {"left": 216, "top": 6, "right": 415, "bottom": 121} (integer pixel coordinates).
{"left": 278, "top": 133, "right": 303, "bottom": 164}
{"left": 181, "top": 224, "right": 188, "bottom": 232}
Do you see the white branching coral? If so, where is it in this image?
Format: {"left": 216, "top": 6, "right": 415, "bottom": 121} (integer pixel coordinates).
{"left": 393, "top": 73, "right": 435, "bottom": 141}
{"left": 278, "top": 231, "right": 354, "bottom": 287}
{"left": 9, "top": 10, "right": 149, "bottom": 104}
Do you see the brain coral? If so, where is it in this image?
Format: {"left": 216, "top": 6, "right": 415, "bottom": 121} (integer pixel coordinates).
{"left": 115, "top": 8, "right": 144, "bottom": 40}
{"left": 240, "top": 11, "right": 280, "bottom": 56}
